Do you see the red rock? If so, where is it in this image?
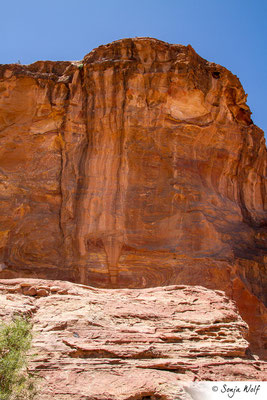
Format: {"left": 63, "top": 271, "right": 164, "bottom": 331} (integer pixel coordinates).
{"left": 0, "top": 278, "right": 266, "bottom": 399}
{"left": 36, "top": 288, "right": 49, "bottom": 297}
{"left": 22, "top": 286, "right": 37, "bottom": 296}
{"left": 0, "top": 38, "right": 266, "bottom": 356}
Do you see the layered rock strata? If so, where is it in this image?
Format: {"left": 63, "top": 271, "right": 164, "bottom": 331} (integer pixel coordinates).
{"left": 0, "top": 38, "right": 266, "bottom": 354}
{"left": 0, "top": 279, "right": 266, "bottom": 399}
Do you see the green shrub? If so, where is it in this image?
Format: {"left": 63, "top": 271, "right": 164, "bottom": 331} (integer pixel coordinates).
{"left": 0, "top": 316, "right": 36, "bottom": 400}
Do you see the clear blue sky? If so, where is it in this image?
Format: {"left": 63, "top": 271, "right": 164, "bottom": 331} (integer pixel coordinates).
{"left": 1, "top": 0, "right": 266, "bottom": 137}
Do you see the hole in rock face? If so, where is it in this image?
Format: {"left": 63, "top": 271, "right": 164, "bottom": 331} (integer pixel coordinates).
{"left": 128, "top": 395, "right": 163, "bottom": 400}
{"left": 212, "top": 71, "right": 221, "bottom": 79}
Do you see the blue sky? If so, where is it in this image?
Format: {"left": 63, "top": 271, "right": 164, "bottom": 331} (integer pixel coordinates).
{"left": 1, "top": 0, "right": 266, "bottom": 137}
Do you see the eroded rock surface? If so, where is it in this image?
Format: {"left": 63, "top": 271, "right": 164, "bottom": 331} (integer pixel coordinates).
{"left": 0, "top": 38, "right": 266, "bottom": 354}
{"left": 0, "top": 279, "right": 266, "bottom": 399}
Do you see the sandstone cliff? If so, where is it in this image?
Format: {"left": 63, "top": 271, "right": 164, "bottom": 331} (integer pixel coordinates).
{"left": 0, "top": 38, "right": 266, "bottom": 355}
{"left": 0, "top": 279, "right": 266, "bottom": 399}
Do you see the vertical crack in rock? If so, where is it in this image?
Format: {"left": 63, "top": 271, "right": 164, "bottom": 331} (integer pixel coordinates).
{"left": 60, "top": 67, "right": 88, "bottom": 280}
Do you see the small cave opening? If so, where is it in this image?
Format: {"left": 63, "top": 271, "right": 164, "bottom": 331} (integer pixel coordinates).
{"left": 212, "top": 71, "right": 221, "bottom": 79}
{"left": 127, "top": 394, "right": 163, "bottom": 400}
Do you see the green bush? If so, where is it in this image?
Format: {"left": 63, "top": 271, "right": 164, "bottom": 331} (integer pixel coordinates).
{"left": 0, "top": 316, "right": 36, "bottom": 400}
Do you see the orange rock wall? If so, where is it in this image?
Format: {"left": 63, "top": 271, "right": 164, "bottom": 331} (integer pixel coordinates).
{"left": 0, "top": 38, "right": 266, "bottom": 354}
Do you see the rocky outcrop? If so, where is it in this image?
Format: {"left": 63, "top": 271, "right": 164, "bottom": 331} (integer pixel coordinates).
{"left": 0, "top": 38, "right": 266, "bottom": 355}
{"left": 0, "top": 278, "right": 266, "bottom": 399}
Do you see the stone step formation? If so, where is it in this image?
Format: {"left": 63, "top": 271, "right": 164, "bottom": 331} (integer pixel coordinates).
{"left": 0, "top": 278, "right": 266, "bottom": 399}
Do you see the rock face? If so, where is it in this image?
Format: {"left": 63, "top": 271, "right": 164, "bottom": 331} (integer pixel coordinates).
{"left": 0, "top": 38, "right": 266, "bottom": 355}
{"left": 0, "top": 278, "right": 266, "bottom": 399}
